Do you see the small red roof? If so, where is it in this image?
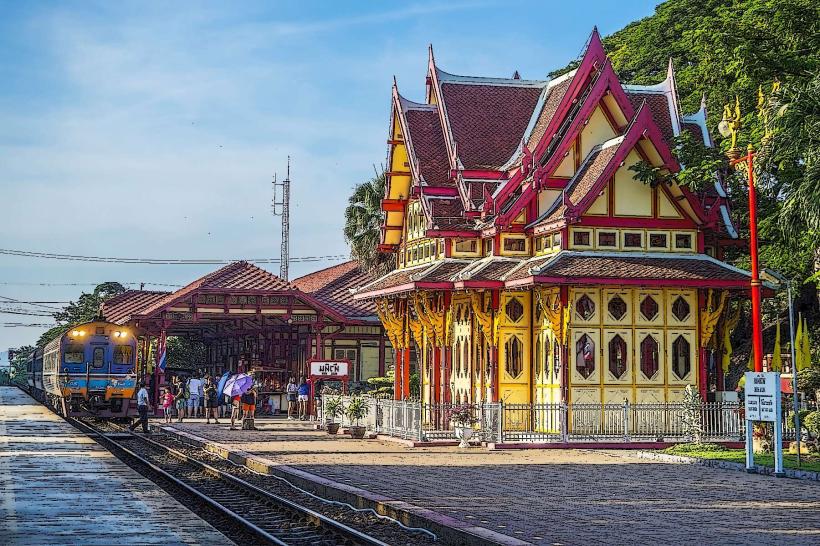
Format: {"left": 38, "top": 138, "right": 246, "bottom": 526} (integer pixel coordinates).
{"left": 627, "top": 92, "right": 676, "bottom": 143}
{"left": 291, "top": 261, "right": 378, "bottom": 321}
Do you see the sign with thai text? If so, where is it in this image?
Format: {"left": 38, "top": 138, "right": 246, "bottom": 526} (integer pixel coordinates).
{"left": 309, "top": 360, "right": 349, "bottom": 377}
{"left": 744, "top": 372, "right": 779, "bottom": 422}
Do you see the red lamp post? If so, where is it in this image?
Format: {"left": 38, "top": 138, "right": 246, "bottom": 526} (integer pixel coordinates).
{"left": 730, "top": 145, "right": 764, "bottom": 373}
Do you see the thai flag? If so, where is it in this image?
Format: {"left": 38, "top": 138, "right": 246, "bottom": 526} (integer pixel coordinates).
{"left": 157, "top": 331, "right": 167, "bottom": 372}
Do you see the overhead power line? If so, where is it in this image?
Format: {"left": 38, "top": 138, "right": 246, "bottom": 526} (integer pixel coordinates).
{"left": 0, "top": 295, "right": 62, "bottom": 311}
{"left": 1, "top": 323, "right": 58, "bottom": 328}
{"left": 0, "top": 281, "right": 185, "bottom": 288}
{"left": 0, "top": 308, "right": 55, "bottom": 317}
{"left": 0, "top": 248, "right": 348, "bottom": 265}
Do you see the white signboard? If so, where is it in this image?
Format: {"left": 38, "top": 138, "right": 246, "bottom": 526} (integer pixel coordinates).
{"left": 309, "top": 360, "right": 349, "bottom": 377}
{"left": 744, "top": 372, "right": 779, "bottom": 422}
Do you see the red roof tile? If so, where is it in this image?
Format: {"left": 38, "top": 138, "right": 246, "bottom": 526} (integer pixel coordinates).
{"left": 681, "top": 121, "right": 704, "bottom": 145}
{"left": 292, "top": 261, "right": 378, "bottom": 321}
{"left": 466, "top": 259, "right": 523, "bottom": 282}
{"left": 441, "top": 83, "right": 543, "bottom": 169}
{"left": 518, "top": 252, "right": 749, "bottom": 285}
{"left": 627, "top": 92, "right": 676, "bottom": 143}
{"left": 405, "top": 108, "right": 450, "bottom": 186}
{"left": 527, "top": 77, "right": 573, "bottom": 150}
{"left": 102, "top": 290, "right": 171, "bottom": 325}
{"left": 136, "top": 261, "right": 293, "bottom": 318}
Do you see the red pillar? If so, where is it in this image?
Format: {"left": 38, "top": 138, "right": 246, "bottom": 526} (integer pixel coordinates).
{"left": 697, "top": 291, "right": 708, "bottom": 398}
{"left": 432, "top": 346, "right": 440, "bottom": 405}
{"left": 402, "top": 346, "right": 411, "bottom": 399}
{"left": 394, "top": 348, "right": 403, "bottom": 400}
{"left": 443, "top": 345, "right": 452, "bottom": 404}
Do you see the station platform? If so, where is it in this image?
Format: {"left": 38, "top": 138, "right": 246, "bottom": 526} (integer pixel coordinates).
{"left": 161, "top": 417, "right": 820, "bottom": 546}
{"left": 0, "top": 387, "right": 232, "bottom": 546}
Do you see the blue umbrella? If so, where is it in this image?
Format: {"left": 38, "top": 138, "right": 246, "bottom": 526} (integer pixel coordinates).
{"left": 223, "top": 373, "right": 253, "bottom": 397}
{"left": 216, "top": 372, "right": 232, "bottom": 399}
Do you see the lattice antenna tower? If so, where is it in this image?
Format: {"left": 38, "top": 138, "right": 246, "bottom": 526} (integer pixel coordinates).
{"left": 271, "top": 157, "right": 291, "bottom": 280}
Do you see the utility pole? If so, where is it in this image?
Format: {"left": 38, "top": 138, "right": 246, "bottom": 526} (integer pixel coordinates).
{"left": 271, "top": 157, "right": 291, "bottom": 280}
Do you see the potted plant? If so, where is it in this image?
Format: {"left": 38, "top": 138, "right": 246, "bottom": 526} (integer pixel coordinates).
{"left": 323, "top": 396, "right": 343, "bottom": 435}
{"left": 449, "top": 405, "right": 478, "bottom": 448}
{"left": 345, "top": 396, "right": 370, "bottom": 439}
{"left": 752, "top": 422, "right": 773, "bottom": 454}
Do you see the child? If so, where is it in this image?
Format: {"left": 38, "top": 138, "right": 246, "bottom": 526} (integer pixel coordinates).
{"left": 161, "top": 387, "right": 174, "bottom": 424}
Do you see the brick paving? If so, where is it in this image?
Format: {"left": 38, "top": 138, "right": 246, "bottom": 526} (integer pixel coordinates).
{"left": 166, "top": 417, "right": 820, "bottom": 545}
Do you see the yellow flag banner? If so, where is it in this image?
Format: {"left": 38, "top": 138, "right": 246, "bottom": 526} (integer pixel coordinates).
{"left": 795, "top": 314, "right": 804, "bottom": 371}
{"left": 771, "top": 320, "right": 782, "bottom": 372}
{"left": 721, "top": 319, "right": 732, "bottom": 373}
{"left": 801, "top": 316, "right": 812, "bottom": 371}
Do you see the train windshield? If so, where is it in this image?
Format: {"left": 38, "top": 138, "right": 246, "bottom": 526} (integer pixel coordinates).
{"left": 92, "top": 347, "right": 105, "bottom": 368}
{"left": 64, "top": 345, "right": 84, "bottom": 364}
{"left": 114, "top": 345, "right": 133, "bottom": 366}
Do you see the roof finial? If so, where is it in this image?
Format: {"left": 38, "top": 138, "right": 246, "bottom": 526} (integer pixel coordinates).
{"left": 512, "top": 70, "right": 521, "bottom": 80}
{"left": 428, "top": 43, "right": 435, "bottom": 64}
{"left": 392, "top": 75, "right": 398, "bottom": 89}
{"left": 666, "top": 58, "right": 675, "bottom": 81}
{"left": 700, "top": 93, "right": 707, "bottom": 112}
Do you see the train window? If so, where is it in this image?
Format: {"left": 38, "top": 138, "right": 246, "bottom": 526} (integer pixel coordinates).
{"left": 114, "top": 345, "right": 133, "bottom": 365}
{"left": 64, "top": 345, "right": 84, "bottom": 364}
{"left": 92, "top": 347, "right": 105, "bottom": 368}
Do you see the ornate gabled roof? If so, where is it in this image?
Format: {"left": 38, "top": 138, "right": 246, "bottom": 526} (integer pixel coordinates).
{"left": 525, "top": 72, "right": 575, "bottom": 151}
{"left": 400, "top": 96, "right": 450, "bottom": 186}
{"left": 436, "top": 68, "right": 546, "bottom": 170}
{"left": 291, "top": 261, "right": 378, "bottom": 321}
{"left": 101, "top": 290, "right": 171, "bottom": 325}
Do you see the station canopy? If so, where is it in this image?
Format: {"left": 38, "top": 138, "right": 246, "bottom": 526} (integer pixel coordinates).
{"left": 102, "top": 261, "right": 353, "bottom": 339}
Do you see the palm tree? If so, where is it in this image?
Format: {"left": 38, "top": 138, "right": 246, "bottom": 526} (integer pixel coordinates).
{"left": 343, "top": 172, "right": 393, "bottom": 274}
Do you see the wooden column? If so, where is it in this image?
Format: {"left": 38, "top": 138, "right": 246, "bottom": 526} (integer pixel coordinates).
{"left": 443, "top": 345, "right": 452, "bottom": 404}
{"left": 394, "top": 348, "right": 403, "bottom": 400}
{"left": 697, "top": 291, "right": 708, "bottom": 398}
{"left": 378, "top": 337, "right": 385, "bottom": 377}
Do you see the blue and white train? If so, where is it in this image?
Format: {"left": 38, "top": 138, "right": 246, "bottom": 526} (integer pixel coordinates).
{"left": 25, "top": 320, "right": 138, "bottom": 417}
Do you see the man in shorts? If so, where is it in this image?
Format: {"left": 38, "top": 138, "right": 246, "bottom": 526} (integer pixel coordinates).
{"left": 297, "top": 376, "right": 310, "bottom": 421}
{"left": 186, "top": 373, "right": 202, "bottom": 419}
{"left": 229, "top": 394, "right": 241, "bottom": 430}
{"left": 286, "top": 377, "right": 298, "bottom": 420}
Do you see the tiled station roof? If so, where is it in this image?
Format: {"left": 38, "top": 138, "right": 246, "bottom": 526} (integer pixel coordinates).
{"left": 403, "top": 106, "right": 450, "bottom": 186}
{"left": 102, "top": 290, "right": 171, "bottom": 325}
{"left": 291, "top": 261, "right": 378, "bottom": 322}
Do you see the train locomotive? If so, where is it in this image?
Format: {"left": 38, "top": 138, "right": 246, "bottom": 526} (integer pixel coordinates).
{"left": 25, "top": 320, "right": 138, "bottom": 417}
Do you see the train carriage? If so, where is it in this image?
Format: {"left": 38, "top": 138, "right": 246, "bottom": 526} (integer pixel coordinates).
{"left": 41, "top": 320, "right": 137, "bottom": 417}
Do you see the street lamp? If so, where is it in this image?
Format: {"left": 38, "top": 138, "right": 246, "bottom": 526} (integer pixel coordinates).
{"left": 762, "top": 267, "right": 802, "bottom": 466}
{"left": 719, "top": 99, "right": 764, "bottom": 373}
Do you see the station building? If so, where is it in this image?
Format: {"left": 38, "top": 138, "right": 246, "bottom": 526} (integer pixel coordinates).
{"left": 353, "top": 29, "right": 758, "bottom": 408}
{"left": 102, "top": 260, "right": 393, "bottom": 387}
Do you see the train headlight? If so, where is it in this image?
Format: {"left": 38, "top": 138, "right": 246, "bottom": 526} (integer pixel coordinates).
{"left": 78, "top": 330, "right": 86, "bottom": 337}
{"left": 71, "top": 330, "right": 80, "bottom": 337}
{"left": 113, "top": 331, "right": 121, "bottom": 338}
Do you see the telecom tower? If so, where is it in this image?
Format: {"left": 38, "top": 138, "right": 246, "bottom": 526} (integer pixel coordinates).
{"left": 271, "top": 157, "right": 291, "bottom": 280}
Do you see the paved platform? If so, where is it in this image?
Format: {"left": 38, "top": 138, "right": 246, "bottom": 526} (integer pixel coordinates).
{"left": 163, "top": 417, "right": 820, "bottom": 546}
{"left": 0, "top": 387, "right": 232, "bottom": 546}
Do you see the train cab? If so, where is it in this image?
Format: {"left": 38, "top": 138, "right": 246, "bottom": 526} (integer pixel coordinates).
{"left": 43, "top": 320, "right": 137, "bottom": 417}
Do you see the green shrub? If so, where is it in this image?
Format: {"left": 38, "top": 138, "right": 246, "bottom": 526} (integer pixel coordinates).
{"left": 665, "top": 442, "right": 728, "bottom": 454}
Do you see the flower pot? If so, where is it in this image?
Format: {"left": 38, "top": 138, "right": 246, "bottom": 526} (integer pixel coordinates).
{"left": 350, "top": 425, "right": 366, "bottom": 439}
{"left": 326, "top": 422, "right": 340, "bottom": 435}
{"left": 455, "top": 426, "right": 474, "bottom": 448}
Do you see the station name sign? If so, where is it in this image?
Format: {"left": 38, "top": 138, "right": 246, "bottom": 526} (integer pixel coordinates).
{"left": 309, "top": 360, "right": 349, "bottom": 377}
{"left": 743, "top": 372, "right": 780, "bottom": 422}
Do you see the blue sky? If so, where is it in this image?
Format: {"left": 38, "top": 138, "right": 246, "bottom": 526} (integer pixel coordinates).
{"left": 0, "top": 0, "right": 660, "bottom": 360}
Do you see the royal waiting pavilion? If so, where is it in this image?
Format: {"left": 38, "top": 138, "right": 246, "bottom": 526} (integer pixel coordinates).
{"left": 353, "top": 29, "right": 763, "bottom": 415}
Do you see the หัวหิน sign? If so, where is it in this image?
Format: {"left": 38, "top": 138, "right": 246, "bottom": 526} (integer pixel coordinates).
{"left": 744, "top": 372, "right": 778, "bottom": 422}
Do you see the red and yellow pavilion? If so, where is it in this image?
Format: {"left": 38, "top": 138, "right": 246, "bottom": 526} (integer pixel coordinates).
{"left": 354, "top": 29, "right": 759, "bottom": 409}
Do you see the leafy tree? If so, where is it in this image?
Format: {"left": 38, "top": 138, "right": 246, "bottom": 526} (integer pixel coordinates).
{"left": 166, "top": 336, "right": 206, "bottom": 371}
{"left": 9, "top": 345, "right": 35, "bottom": 383}
{"left": 343, "top": 172, "right": 392, "bottom": 274}
{"left": 38, "top": 282, "right": 127, "bottom": 347}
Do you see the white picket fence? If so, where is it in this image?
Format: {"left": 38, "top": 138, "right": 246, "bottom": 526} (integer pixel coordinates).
{"left": 321, "top": 396, "right": 800, "bottom": 444}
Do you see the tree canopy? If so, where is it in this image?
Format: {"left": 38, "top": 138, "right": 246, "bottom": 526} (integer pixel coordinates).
{"left": 37, "top": 282, "right": 127, "bottom": 347}
{"left": 343, "top": 171, "right": 392, "bottom": 274}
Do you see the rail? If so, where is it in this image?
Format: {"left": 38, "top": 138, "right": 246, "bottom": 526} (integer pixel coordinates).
{"left": 70, "top": 418, "right": 388, "bottom": 546}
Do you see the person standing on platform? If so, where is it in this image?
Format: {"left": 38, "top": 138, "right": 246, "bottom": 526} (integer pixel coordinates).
{"left": 286, "top": 377, "right": 298, "bottom": 420}
{"left": 229, "top": 393, "right": 241, "bottom": 430}
{"left": 173, "top": 376, "right": 186, "bottom": 423}
{"left": 297, "top": 376, "right": 310, "bottom": 421}
{"left": 241, "top": 384, "right": 257, "bottom": 430}
{"left": 204, "top": 375, "right": 220, "bottom": 424}
{"left": 161, "top": 387, "right": 174, "bottom": 424}
{"left": 187, "top": 373, "right": 202, "bottom": 419}
{"left": 129, "top": 381, "right": 151, "bottom": 434}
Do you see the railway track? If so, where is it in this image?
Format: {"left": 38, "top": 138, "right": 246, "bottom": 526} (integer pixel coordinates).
{"left": 70, "top": 418, "right": 389, "bottom": 546}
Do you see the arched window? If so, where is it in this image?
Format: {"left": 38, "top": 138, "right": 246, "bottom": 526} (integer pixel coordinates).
{"left": 608, "top": 295, "right": 627, "bottom": 320}
{"left": 505, "top": 298, "right": 524, "bottom": 322}
{"left": 534, "top": 335, "right": 543, "bottom": 380}
{"left": 575, "top": 335, "right": 595, "bottom": 378}
{"left": 672, "top": 335, "right": 691, "bottom": 379}
{"left": 640, "top": 335, "right": 659, "bottom": 379}
{"left": 608, "top": 335, "right": 627, "bottom": 379}
{"left": 553, "top": 339, "right": 561, "bottom": 381}
{"left": 640, "top": 295, "right": 659, "bottom": 320}
{"left": 672, "top": 296, "right": 691, "bottom": 321}
{"left": 504, "top": 336, "right": 524, "bottom": 379}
